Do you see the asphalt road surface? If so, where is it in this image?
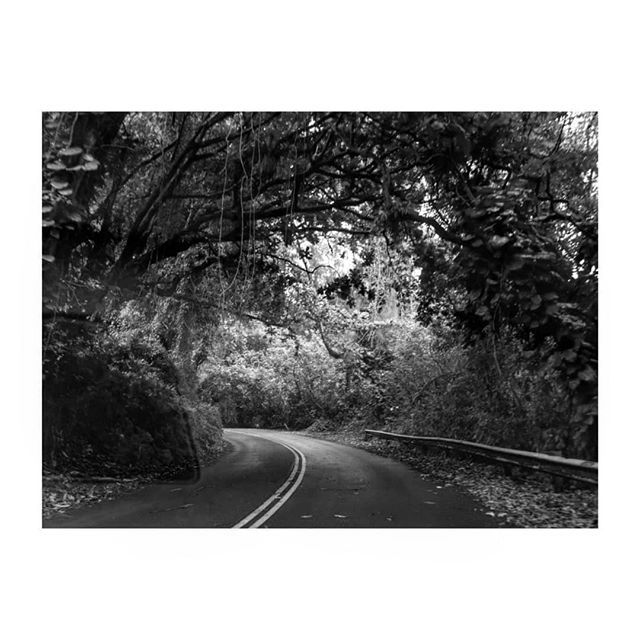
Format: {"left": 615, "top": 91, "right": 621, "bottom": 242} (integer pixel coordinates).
{"left": 44, "top": 429, "right": 496, "bottom": 528}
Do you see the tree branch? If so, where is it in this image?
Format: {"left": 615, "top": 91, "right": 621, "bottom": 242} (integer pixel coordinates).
{"left": 399, "top": 211, "right": 467, "bottom": 245}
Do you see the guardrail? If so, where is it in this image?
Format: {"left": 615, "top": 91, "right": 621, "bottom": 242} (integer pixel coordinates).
{"left": 364, "top": 429, "right": 598, "bottom": 485}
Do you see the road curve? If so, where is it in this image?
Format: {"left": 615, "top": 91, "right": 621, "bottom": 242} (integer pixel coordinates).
{"left": 44, "top": 429, "right": 496, "bottom": 528}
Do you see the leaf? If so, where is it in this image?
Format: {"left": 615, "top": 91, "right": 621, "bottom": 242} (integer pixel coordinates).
{"left": 51, "top": 178, "right": 69, "bottom": 190}
{"left": 46, "top": 161, "right": 65, "bottom": 171}
{"left": 59, "top": 146, "right": 83, "bottom": 157}
{"left": 42, "top": 254, "right": 55, "bottom": 262}
{"left": 42, "top": 219, "right": 55, "bottom": 227}
{"left": 532, "top": 250, "right": 557, "bottom": 263}
{"left": 489, "top": 235, "right": 509, "bottom": 249}
{"left": 83, "top": 161, "right": 100, "bottom": 171}
{"left": 59, "top": 188, "right": 73, "bottom": 197}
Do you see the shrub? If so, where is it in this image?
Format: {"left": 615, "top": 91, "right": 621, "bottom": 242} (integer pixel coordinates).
{"left": 364, "top": 324, "right": 572, "bottom": 453}
{"left": 193, "top": 317, "right": 573, "bottom": 456}
{"left": 43, "top": 324, "right": 221, "bottom": 478}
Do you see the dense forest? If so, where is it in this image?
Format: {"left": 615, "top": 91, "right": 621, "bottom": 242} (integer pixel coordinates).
{"left": 42, "top": 111, "right": 598, "bottom": 481}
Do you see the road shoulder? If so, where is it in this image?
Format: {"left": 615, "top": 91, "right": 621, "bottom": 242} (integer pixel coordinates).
{"left": 300, "top": 429, "right": 597, "bottom": 528}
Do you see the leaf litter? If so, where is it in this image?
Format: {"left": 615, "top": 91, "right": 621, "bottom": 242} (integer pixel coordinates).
{"left": 42, "top": 471, "right": 146, "bottom": 519}
{"left": 305, "top": 431, "right": 597, "bottom": 528}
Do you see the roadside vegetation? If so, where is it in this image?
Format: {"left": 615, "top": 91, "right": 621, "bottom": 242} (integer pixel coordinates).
{"left": 42, "top": 112, "right": 597, "bottom": 522}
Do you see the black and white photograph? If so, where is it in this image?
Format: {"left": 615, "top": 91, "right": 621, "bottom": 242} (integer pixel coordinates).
{"left": 41, "top": 111, "right": 598, "bottom": 528}
{"left": 5, "top": 2, "right": 639, "bottom": 639}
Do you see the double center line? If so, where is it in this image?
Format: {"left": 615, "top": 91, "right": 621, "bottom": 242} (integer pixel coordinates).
{"left": 233, "top": 437, "right": 307, "bottom": 528}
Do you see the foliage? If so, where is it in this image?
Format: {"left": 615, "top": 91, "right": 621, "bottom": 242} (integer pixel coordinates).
{"left": 198, "top": 325, "right": 345, "bottom": 431}
{"left": 368, "top": 324, "right": 572, "bottom": 451}
{"left": 42, "top": 111, "right": 598, "bottom": 466}
{"left": 195, "top": 311, "right": 573, "bottom": 456}
{"left": 43, "top": 321, "right": 221, "bottom": 478}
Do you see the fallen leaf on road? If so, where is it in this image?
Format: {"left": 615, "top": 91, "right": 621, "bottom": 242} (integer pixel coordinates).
{"left": 334, "top": 514, "right": 348, "bottom": 518}
{"left": 300, "top": 515, "right": 313, "bottom": 519}
{"left": 423, "top": 500, "right": 436, "bottom": 505}
{"left": 158, "top": 503, "right": 195, "bottom": 512}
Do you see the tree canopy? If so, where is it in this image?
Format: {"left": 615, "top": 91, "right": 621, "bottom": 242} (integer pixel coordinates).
{"left": 42, "top": 111, "right": 598, "bottom": 459}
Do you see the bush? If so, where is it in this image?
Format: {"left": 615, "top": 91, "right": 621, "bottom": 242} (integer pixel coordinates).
{"left": 361, "top": 324, "right": 572, "bottom": 454}
{"left": 185, "top": 399, "right": 225, "bottom": 463}
{"left": 43, "top": 324, "right": 222, "bottom": 478}
{"left": 195, "top": 318, "right": 573, "bottom": 456}
{"left": 197, "top": 327, "right": 346, "bottom": 431}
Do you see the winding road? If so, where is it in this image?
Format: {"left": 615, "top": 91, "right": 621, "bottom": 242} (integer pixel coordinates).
{"left": 43, "top": 429, "right": 496, "bottom": 528}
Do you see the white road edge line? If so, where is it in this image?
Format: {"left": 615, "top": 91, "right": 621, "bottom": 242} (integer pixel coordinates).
{"left": 231, "top": 435, "right": 307, "bottom": 528}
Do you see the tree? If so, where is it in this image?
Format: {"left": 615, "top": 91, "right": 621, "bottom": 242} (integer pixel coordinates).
{"left": 42, "top": 111, "right": 598, "bottom": 457}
